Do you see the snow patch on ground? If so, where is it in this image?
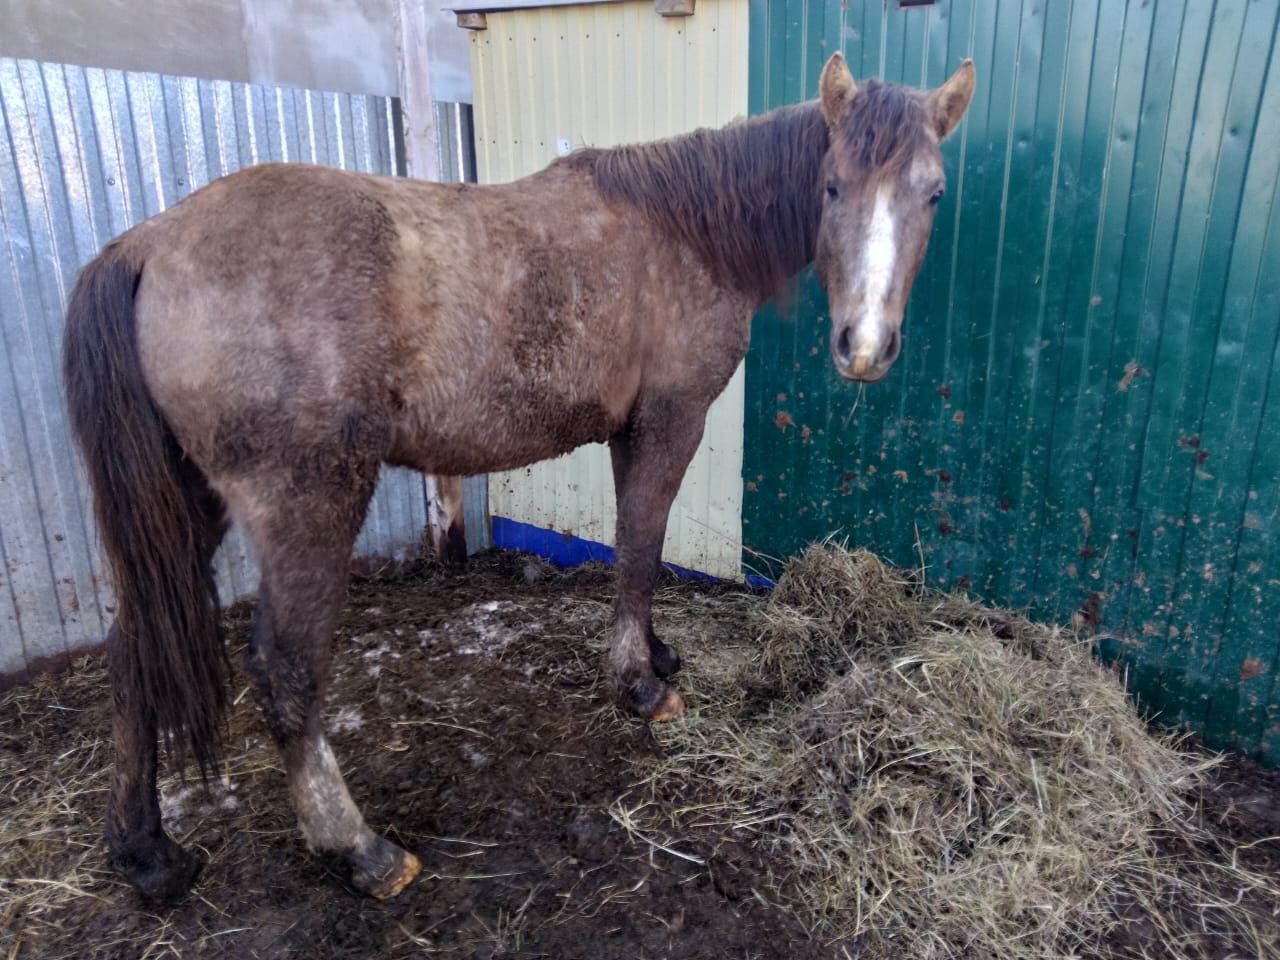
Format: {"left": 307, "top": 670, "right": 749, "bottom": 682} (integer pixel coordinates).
{"left": 461, "top": 743, "right": 490, "bottom": 769}
{"left": 329, "top": 705, "right": 364, "bottom": 734}
{"left": 159, "top": 779, "right": 238, "bottom": 831}
{"left": 349, "top": 596, "right": 590, "bottom": 675}
{"left": 448, "top": 600, "right": 543, "bottom": 656}
{"left": 361, "top": 641, "right": 400, "bottom": 661}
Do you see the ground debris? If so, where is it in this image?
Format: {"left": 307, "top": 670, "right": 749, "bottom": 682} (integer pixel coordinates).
{"left": 1, "top": 548, "right": 1276, "bottom": 960}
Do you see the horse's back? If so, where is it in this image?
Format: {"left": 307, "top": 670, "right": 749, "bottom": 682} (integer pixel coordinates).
{"left": 110, "top": 158, "right": 742, "bottom": 484}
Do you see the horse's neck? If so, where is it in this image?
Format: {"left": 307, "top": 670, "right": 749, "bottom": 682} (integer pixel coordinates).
{"left": 700, "top": 102, "right": 828, "bottom": 300}
{"left": 579, "top": 102, "right": 829, "bottom": 302}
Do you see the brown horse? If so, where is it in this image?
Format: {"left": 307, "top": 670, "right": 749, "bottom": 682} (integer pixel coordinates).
{"left": 62, "top": 53, "right": 973, "bottom": 903}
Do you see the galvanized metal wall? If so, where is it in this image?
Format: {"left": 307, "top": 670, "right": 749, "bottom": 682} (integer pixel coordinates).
{"left": 742, "top": 0, "right": 1280, "bottom": 762}
{"left": 470, "top": 0, "right": 750, "bottom": 579}
{"left": 0, "top": 59, "right": 472, "bottom": 676}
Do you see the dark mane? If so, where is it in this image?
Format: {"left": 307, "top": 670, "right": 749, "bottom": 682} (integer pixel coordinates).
{"left": 560, "top": 80, "right": 932, "bottom": 302}
{"left": 560, "top": 103, "right": 829, "bottom": 302}
{"left": 836, "top": 79, "right": 932, "bottom": 176}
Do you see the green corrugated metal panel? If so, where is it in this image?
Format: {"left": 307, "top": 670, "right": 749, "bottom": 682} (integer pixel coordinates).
{"left": 743, "top": 0, "right": 1280, "bottom": 763}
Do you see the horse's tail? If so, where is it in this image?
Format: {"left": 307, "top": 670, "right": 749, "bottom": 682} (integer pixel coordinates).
{"left": 63, "top": 242, "right": 226, "bottom": 776}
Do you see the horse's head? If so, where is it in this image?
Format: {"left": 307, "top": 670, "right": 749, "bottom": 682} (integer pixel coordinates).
{"left": 814, "top": 53, "right": 975, "bottom": 383}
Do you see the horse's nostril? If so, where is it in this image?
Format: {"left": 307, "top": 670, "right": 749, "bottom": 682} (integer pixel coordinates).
{"left": 883, "top": 327, "right": 902, "bottom": 365}
{"left": 836, "top": 326, "right": 853, "bottom": 365}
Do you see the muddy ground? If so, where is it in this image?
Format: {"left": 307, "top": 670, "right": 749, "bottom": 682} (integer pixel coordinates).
{"left": 2, "top": 552, "right": 1278, "bottom": 959}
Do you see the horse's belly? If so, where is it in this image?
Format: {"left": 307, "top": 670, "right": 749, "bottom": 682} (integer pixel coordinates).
{"left": 391, "top": 385, "right": 622, "bottom": 476}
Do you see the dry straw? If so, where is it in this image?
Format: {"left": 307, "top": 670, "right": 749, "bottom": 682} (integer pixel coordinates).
{"left": 3, "top": 549, "right": 1276, "bottom": 959}
{"left": 638, "top": 544, "right": 1279, "bottom": 959}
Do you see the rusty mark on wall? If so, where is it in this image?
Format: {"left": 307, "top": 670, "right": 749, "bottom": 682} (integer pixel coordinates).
{"left": 1071, "top": 592, "right": 1103, "bottom": 631}
{"left": 1116, "top": 359, "right": 1147, "bottom": 392}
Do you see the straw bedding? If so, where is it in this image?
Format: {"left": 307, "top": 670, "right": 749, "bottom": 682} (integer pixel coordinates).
{"left": 1, "top": 546, "right": 1276, "bottom": 959}
{"left": 634, "top": 544, "right": 1279, "bottom": 959}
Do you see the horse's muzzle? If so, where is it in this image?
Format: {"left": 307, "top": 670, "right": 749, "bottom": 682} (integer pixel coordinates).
{"left": 832, "top": 322, "right": 900, "bottom": 382}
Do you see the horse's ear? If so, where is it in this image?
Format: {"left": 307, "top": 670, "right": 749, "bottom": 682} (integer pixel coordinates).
{"left": 819, "top": 53, "right": 857, "bottom": 130}
{"left": 927, "top": 59, "right": 976, "bottom": 141}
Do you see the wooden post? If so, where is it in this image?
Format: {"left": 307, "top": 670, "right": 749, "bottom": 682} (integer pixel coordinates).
{"left": 396, "top": 0, "right": 468, "bottom": 563}
{"left": 396, "top": 0, "right": 441, "bottom": 182}
{"left": 430, "top": 475, "right": 469, "bottom": 564}
{"left": 456, "top": 12, "right": 488, "bottom": 30}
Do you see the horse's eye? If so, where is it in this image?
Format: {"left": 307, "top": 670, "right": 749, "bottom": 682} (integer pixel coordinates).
{"left": 929, "top": 188, "right": 945, "bottom": 206}
{"left": 826, "top": 183, "right": 839, "bottom": 200}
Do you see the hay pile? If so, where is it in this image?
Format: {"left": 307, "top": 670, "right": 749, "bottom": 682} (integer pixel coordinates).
{"left": 638, "top": 544, "right": 1278, "bottom": 959}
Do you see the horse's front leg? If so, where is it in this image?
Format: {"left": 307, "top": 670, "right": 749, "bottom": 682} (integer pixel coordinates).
{"left": 609, "top": 438, "right": 682, "bottom": 680}
{"left": 608, "top": 397, "right": 706, "bottom": 719}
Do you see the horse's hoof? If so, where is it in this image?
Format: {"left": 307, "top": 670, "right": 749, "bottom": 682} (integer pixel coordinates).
{"left": 352, "top": 840, "right": 422, "bottom": 900}
{"left": 621, "top": 674, "right": 685, "bottom": 722}
{"left": 649, "top": 688, "right": 685, "bottom": 722}
{"left": 649, "top": 637, "right": 682, "bottom": 679}
{"left": 110, "top": 833, "right": 205, "bottom": 903}
{"left": 367, "top": 850, "right": 421, "bottom": 900}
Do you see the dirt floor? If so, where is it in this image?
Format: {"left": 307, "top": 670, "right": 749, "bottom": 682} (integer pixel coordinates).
{"left": 1, "top": 552, "right": 1278, "bottom": 960}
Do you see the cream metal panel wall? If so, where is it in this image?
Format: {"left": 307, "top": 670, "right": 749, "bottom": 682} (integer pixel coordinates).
{"left": 471, "top": 0, "right": 748, "bottom": 579}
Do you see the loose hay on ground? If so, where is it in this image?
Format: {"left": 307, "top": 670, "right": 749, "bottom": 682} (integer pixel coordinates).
{"left": 637, "top": 544, "right": 1280, "bottom": 959}
{"left": 1, "top": 549, "right": 1276, "bottom": 960}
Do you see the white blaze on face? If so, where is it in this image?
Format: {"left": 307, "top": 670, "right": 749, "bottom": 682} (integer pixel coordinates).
{"left": 848, "top": 184, "right": 898, "bottom": 364}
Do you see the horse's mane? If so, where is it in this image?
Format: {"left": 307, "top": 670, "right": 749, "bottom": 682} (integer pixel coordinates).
{"left": 559, "top": 81, "right": 931, "bottom": 301}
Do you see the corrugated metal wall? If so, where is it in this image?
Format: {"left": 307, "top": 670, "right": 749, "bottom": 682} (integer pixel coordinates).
{"left": 742, "top": 0, "right": 1280, "bottom": 762}
{"left": 435, "top": 101, "right": 478, "bottom": 183}
{"left": 0, "top": 58, "right": 472, "bottom": 676}
{"left": 469, "top": 0, "right": 750, "bottom": 579}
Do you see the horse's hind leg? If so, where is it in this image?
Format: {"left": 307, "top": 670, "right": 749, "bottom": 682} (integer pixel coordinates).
{"left": 106, "top": 623, "right": 204, "bottom": 900}
{"left": 106, "top": 468, "right": 227, "bottom": 901}
{"left": 608, "top": 395, "right": 706, "bottom": 719}
{"left": 231, "top": 470, "right": 421, "bottom": 899}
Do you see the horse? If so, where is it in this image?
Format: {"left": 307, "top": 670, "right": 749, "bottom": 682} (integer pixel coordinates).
{"left": 62, "top": 52, "right": 974, "bottom": 903}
